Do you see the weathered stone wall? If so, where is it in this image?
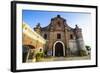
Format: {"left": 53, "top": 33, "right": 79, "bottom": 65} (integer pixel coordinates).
{"left": 69, "top": 40, "right": 78, "bottom": 55}
{"left": 34, "top": 15, "right": 86, "bottom": 56}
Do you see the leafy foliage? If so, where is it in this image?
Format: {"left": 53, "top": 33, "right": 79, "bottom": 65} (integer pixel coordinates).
{"left": 36, "top": 51, "right": 44, "bottom": 62}
{"left": 79, "top": 50, "right": 87, "bottom": 56}
{"left": 85, "top": 45, "right": 91, "bottom": 51}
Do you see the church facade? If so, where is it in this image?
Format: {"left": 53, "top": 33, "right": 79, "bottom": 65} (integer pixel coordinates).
{"left": 34, "top": 15, "right": 87, "bottom": 57}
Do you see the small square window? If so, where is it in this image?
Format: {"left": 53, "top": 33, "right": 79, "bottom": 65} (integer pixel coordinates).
{"left": 57, "top": 33, "right": 61, "bottom": 39}
{"left": 70, "top": 34, "right": 73, "bottom": 39}
{"left": 44, "top": 34, "right": 47, "bottom": 39}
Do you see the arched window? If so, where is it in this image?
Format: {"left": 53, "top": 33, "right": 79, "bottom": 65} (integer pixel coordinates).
{"left": 44, "top": 34, "right": 47, "bottom": 39}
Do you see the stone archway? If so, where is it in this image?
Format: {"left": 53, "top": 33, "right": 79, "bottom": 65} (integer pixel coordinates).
{"left": 53, "top": 41, "right": 65, "bottom": 56}
{"left": 55, "top": 42, "right": 63, "bottom": 56}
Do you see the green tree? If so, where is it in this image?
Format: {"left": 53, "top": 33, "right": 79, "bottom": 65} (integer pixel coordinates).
{"left": 79, "top": 50, "right": 87, "bottom": 56}
{"left": 36, "top": 49, "right": 44, "bottom": 62}
{"left": 85, "top": 45, "right": 91, "bottom": 51}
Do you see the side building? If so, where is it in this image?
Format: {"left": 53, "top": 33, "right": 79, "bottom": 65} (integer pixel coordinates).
{"left": 22, "top": 22, "right": 46, "bottom": 62}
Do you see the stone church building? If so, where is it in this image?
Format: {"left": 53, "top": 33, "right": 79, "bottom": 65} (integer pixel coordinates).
{"left": 34, "top": 15, "right": 87, "bottom": 57}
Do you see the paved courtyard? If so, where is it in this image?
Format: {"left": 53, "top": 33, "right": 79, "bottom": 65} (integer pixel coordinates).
{"left": 38, "top": 55, "right": 91, "bottom": 62}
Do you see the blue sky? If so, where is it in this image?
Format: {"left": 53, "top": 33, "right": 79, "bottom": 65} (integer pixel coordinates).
{"left": 22, "top": 10, "right": 92, "bottom": 46}
{"left": 22, "top": 10, "right": 91, "bottom": 28}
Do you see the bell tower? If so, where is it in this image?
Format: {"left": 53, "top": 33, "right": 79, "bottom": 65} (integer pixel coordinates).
{"left": 34, "top": 23, "right": 41, "bottom": 34}
{"left": 74, "top": 25, "right": 87, "bottom": 55}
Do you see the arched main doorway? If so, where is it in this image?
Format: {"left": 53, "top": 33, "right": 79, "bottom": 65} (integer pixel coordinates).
{"left": 53, "top": 41, "right": 65, "bottom": 57}
{"left": 55, "top": 42, "right": 63, "bottom": 56}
